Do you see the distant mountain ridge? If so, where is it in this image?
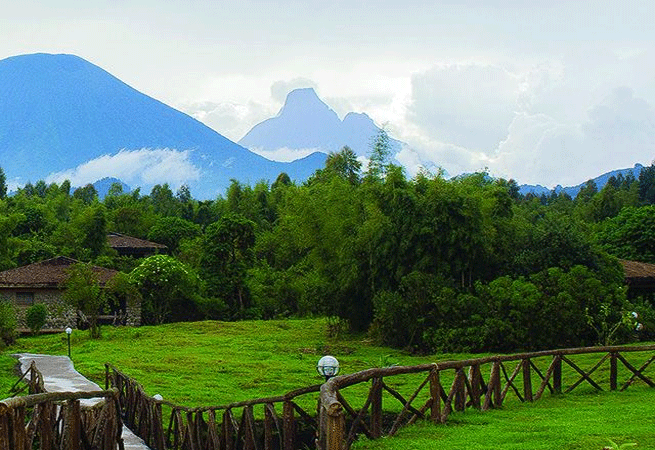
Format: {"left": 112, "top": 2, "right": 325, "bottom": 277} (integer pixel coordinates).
{"left": 519, "top": 164, "right": 645, "bottom": 197}
{"left": 239, "top": 88, "right": 403, "bottom": 157}
{"left": 0, "top": 53, "right": 325, "bottom": 199}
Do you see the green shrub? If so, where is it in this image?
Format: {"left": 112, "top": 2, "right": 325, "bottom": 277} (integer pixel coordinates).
{"left": 25, "top": 303, "right": 48, "bottom": 335}
{"left": 0, "top": 298, "right": 17, "bottom": 347}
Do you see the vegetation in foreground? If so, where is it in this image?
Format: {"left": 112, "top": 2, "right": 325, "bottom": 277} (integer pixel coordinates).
{"left": 3, "top": 319, "right": 655, "bottom": 450}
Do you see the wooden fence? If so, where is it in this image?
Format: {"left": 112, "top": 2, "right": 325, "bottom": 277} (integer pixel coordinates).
{"left": 104, "top": 344, "right": 655, "bottom": 450}
{"left": 106, "top": 363, "right": 323, "bottom": 450}
{"left": 4, "top": 344, "right": 645, "bottom": 450}
{"left": 318, "top": 344, "right": 655, "bottom": 450}
{"left": 0, "top": 363, "right": 123, "bottom": 450}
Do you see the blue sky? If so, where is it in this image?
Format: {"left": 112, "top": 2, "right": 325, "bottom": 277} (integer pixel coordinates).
{"left": 2, "top": 0, "right": 654, "bottom": 187}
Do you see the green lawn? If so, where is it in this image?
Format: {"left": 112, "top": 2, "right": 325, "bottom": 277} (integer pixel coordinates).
{"left": 2, "top": 319, "right": 654, "bottom": 450}
{"left": 353, "top": 388, "right": 655, "bottom": 450}
{"left": 1, "top": 319, "right": 454, "bottom": 405}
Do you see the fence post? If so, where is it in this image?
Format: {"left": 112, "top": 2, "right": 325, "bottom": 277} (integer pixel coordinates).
{"left": 0, "top": 403, "right": 10, "bottom": 450}
{"left": 522, "top": 359, "right": 533, "bottom": 402}
{"left": 483, "top": 361, "right": 500, "bottom": 410}
{"left": 454, "top": 368, "right": 466, "bottom": 412}
{"left": 610, "top": 352, "right": 618, "bottom": 391}
{"left": 319, "top": 382, "right": 345, "bottom": 450}
{"left": 62, "top": 399, "right": 82, "bottom": 450}
{"left": 283, "top": 401, "right": 295, "bottom": 450}
{"left": 553, "top": 355, "right": 562, "bottom": 394}
{"left": 371, "top": 377, "right": 383, "bottom": 438}
{"left": 324, "top": 402, "right": 345, "bottom": 450}
{"left": 468, "top": 364, "right": 482, "bottom": 409}
{"left": 430, "top": 367, "right": 442, "bottom": 423}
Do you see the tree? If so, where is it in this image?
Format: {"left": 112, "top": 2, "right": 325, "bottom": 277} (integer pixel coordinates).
{"left": 0, "top": 167, "right": 6, "bottom": 199}
{"left": 367, "top": 127, "right": 392, "bottom": 179}
{"left": 130, "top": 255, "right": 200, "bottom": 324}
{"left": 0, "top": 297, "right": 17, "bottom": 346}
{"left": 150, "top": 184, "right": 179, "bottom": 217}
{"left": 80, "top": 205, "right": 108, "bottom": 259}
{"left": 201, "top": 214, "right": 256, "bottom": 316}
{"left": 324, "top": 146, "right": 362, "bottom": 185}
{"left": 25, "top": 303, "right": 48, "bottom": 335}
{"left": 576, "top": 179, "right": 598, "bottom": 203}
{"left": 597, "top": 206, "right": 655, "bottom": 263}
{"left": 639, "top": 164, "right": 655, "bottom": 205}
{"left": 147, "top": 216, "right": 201, "bottom": 254}
{"left": 73, "top": 184, "right": 98, "bottom": 204}
{"left": 62, "top": 263, "right": 106, "bottom": 338}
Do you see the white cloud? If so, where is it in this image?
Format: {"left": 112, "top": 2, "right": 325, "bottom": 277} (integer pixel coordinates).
{"left": 408, "top": 64, "right": 521, "bottom": 153}
{"left": 182, "top": 100, "right": 274, "bottom": 142}
{"left": 46, "top": 148, "right": 201, "bottom": 190}
{"left": 490, "top": 87, "right": 655, "bottom": 187}
{"left": 248, "top": 146, "right": 322, "bottom": 163}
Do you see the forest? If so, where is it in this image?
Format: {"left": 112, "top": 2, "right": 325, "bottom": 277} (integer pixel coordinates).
{"left": 1, "top": 134, "right": 655, "bottom": 354}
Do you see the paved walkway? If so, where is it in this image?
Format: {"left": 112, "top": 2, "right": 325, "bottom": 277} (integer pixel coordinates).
{"left": 16, "top": 353, "right": 150, "bottom": 450}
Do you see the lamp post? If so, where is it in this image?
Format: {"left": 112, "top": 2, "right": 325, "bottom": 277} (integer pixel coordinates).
{"left": 65, "top": 327, "right": 72, "bottom": 358}
{"left": 317, "top": 355, "right": 340, "bottom": 381}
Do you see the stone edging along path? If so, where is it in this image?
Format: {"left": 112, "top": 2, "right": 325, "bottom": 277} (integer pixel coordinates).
{"left": 15, "top": 353, "right": 151, "bottom": 450}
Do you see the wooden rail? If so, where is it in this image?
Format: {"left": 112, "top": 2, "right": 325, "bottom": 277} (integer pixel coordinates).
{"left": 1, "top": 362, "right": 123, "bottom": 450}
{"left": 106, "top": 363, "right": 323, "bottom": 450}
{"left": 318, "top": 344, "right": 655, "bottom": 450}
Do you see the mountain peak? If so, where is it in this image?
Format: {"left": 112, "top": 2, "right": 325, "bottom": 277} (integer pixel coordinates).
{"left": 278, "top": 88, "right": 333, "bottom": 118}
{"left": 0, "top": 52, "right": 324, "bottom": 199}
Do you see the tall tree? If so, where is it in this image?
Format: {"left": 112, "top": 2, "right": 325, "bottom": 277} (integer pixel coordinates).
{"left": 325, "top": 146, "right": 362, "bottom": 185}
{"left": 62, "top": 263, "right": 106, "bottom": 338}
{"left": 366, "top": 127, "right": 392, "bottom": 180}
{"left": 0, "top": 167, "right": 6, "bottom": 200}
{"left": 201, "top": 214, "right": 256, "bottom": 316}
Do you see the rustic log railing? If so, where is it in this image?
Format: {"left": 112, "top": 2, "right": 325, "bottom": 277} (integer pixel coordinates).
{"left": 1, "top": 362, "right": 123, "bottom": 450}
{"left": 106, "top": 363, "right": 323, "bottom": 450}
{"left": 318, "top": 344, "right": 655, "bottom": 450}
{"left": 9, "top": 360, "right": 46, "bottom": 396}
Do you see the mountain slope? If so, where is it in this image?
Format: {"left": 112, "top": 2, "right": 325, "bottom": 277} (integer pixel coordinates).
{"left": 519, "top": 164, "right": 644, "bottom": 197}
{"left": 239, "top": 88, "right": 402, "bottom": 157}
{"left": 0, "top": 53, "right": 323, "bottom": 198}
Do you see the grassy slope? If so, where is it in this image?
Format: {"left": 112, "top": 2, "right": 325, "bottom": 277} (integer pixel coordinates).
{"left": 2, "top": 319, "right": 654, "bottom": 449}
{"left": 1, "top": 319, "right": 455, "bottom": 405}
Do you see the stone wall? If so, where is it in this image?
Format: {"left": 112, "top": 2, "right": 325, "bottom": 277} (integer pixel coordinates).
{"left": 4, "top": 288, "right": 141, "bottom": 330}
{"left": 8, "top": 289, "right": 76, "bottom": 330}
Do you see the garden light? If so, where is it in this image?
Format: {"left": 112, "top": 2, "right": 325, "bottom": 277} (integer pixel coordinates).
{"left": 317, "top": 355, "right": 340, "bottom": 381}
{"left": 65, "top": 327, "right": 72, "bottom": 358}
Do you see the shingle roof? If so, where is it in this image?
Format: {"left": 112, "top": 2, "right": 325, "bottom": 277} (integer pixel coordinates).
{"left": 0, "top": 256, "right": 118, "bottom": 288}
{"left": 107, "top": 232, "right": 167, "bottom": 250}
{"left": 620, "top": 259, "right": 655, "bottom": 281}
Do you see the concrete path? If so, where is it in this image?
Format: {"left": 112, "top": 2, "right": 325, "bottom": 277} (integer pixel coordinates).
{"left": 16, "top": 353, "right": 150, "bottom": 450}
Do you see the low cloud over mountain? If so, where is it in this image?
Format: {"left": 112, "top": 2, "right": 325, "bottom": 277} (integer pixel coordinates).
{"left": 0, "top": 53, "right": 324, "bottom": 198}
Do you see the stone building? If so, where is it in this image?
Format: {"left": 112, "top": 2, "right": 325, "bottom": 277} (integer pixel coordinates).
{"left": 0, "top": 256, "right": 141, "bottom": 331}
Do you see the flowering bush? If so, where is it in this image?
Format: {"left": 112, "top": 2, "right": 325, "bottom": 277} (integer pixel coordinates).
{"left": 130, "top": 255, "right": 200, "bottom": 324}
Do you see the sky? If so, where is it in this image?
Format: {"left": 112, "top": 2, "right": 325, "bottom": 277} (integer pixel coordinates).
{"left": 2, "top": 0, "right": 654, "bottom": 188}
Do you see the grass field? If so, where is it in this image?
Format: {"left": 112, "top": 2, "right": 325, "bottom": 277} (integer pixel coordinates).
{"left": 2, "top": 319, "right": 654, "bottom": 450}
{"left": 352, "top": 388, "right": 655, "bottom": 449}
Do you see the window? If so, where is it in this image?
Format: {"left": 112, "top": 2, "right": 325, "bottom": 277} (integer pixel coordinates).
{"left": 16, "top": 292, "right": 34, "bottom": 306}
